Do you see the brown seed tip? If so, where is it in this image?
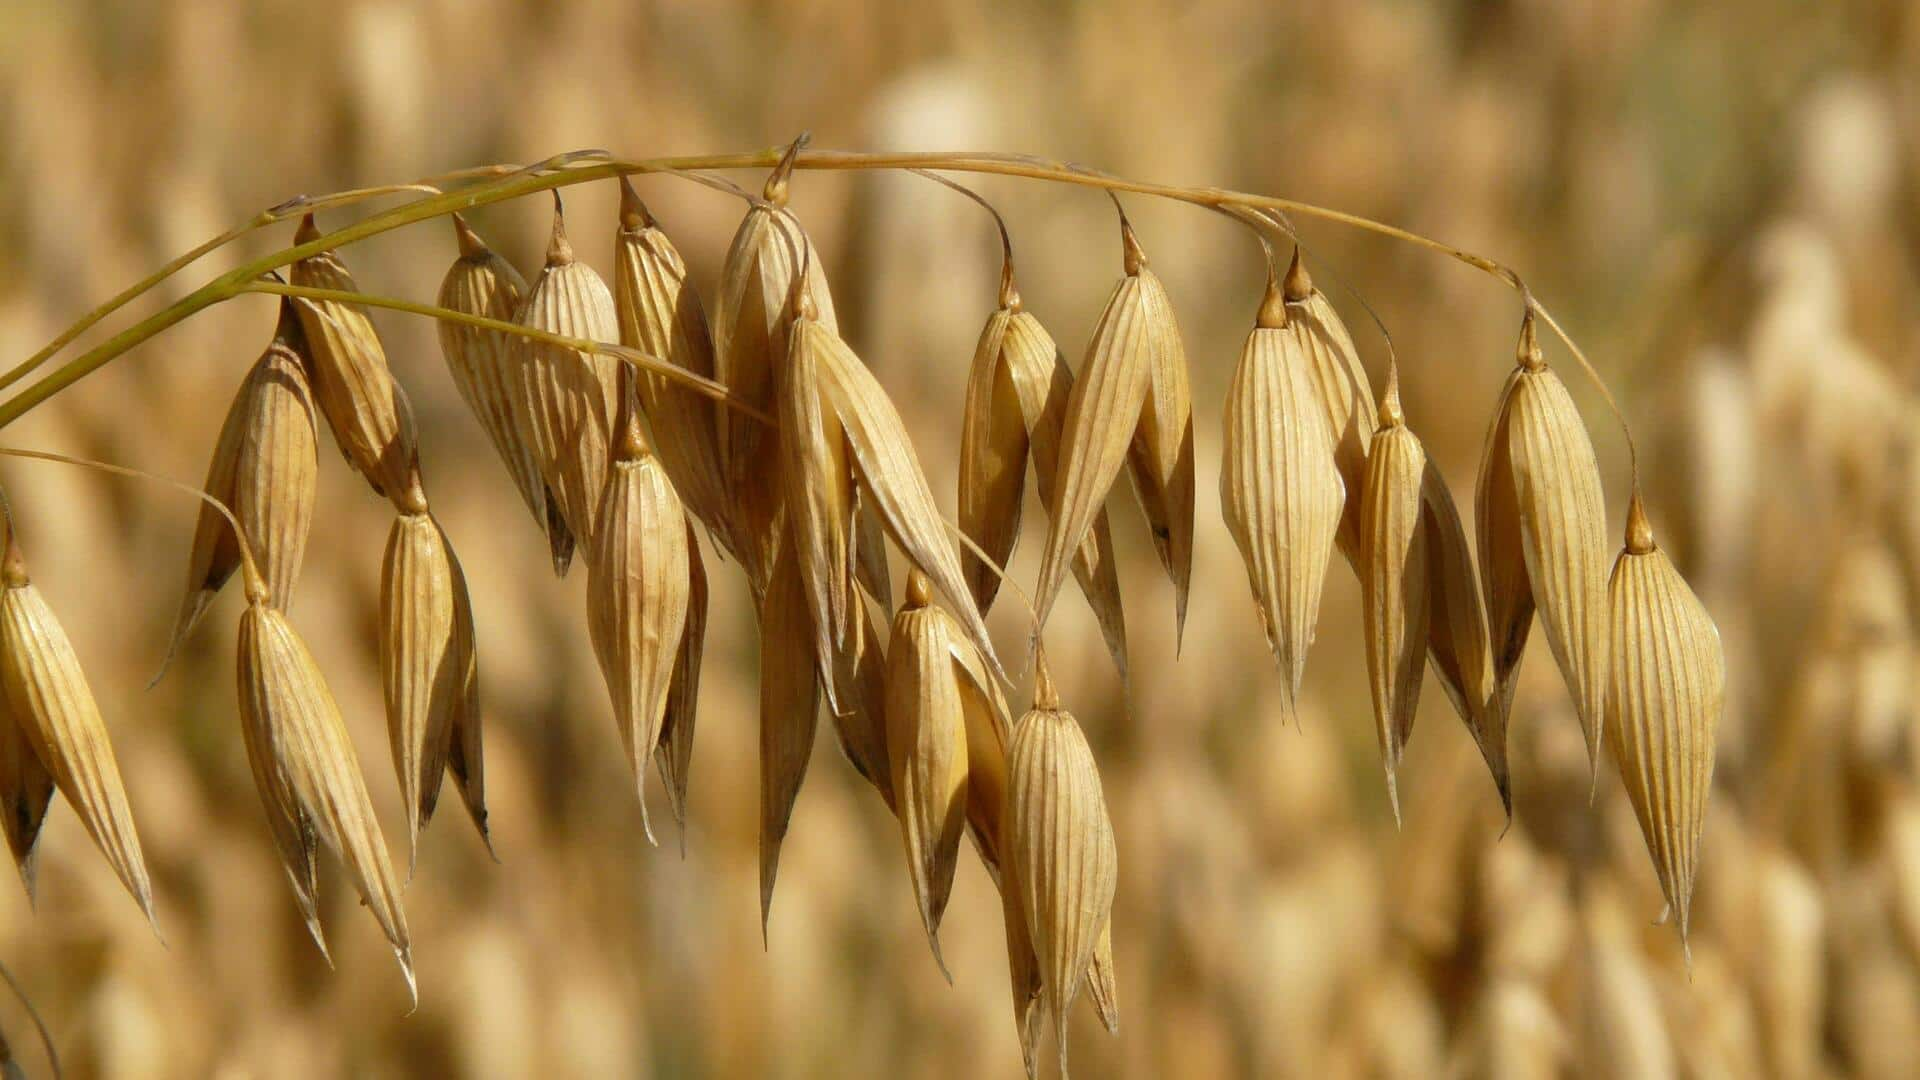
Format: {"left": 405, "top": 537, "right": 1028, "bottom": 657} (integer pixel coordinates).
{"left": 1032, "top": 645, "right": 1060, "bottom": 711}
{"left": 1256, "top": 263, "right": 1288, "bottom": 329}
{"left": 1118, "top": 211, "right": 1147, "bottom": 276}
{"left": 295, "top": 213, "right": 322, "bottom": 246}
{"left": 1516, "top": 309, "right": 1546, "bottom": 372}
{"left": 1625, "top": 489, "right": 1655, "bottom": 554}
{"left": 1283, "top": 246, "right": 1314, "bottom": 302}
{"left": 999, "top": 257, "right": 1022, "bottom": 313}
{"left": 546, "top": 193, "right": 574, "bottom": 266}
{"left": 1378, "top": 366, "right": 1405, "bottom": 428}
{"left": 451, "top": 213, "right": 489, "bottom": 259}
{"left": 905, "top": 569, "right": 933, "bottom": 608}
{"left": 765, "top": 132, "right": 809, "bottom": 208}
{"left": 618, "top": 176, "right": 654, "bottom": 232}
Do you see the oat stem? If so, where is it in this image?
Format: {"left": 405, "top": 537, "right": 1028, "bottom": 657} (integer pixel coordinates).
{"left": 1, "top": 144, "right": 1632, "bottom": 478}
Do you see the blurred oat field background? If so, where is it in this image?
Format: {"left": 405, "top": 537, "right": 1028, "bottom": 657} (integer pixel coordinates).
{"left": 1, "top": 0, "right": 1919, "bottom": 1076}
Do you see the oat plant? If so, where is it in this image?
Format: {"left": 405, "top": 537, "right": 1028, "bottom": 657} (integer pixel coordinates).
{"left": 0, "top": 135, "right": 1722, "bottom": 1076}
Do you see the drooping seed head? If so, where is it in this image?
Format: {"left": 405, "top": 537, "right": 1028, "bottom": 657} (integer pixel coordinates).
{"left": 379, "top": 506, "right": 469, "bottom": 868}
{"left": 1359, "top": 391, "right": 1430, "bottom": 825}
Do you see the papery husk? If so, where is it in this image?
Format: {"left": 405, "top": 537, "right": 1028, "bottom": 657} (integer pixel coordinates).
{"left": 884, "top": 572, "right": 976, "bottom": 978}
{"left": 378, "top": 498, "right": 466, "bottom": 865}
{"left": 438, "top": 214, "right": 574, "bottom": 575}
{"left": 613, "top": 180, "right": 734, "bottom": 556}
{"left": 1006, "top": 658, "right": 1118, "bottom": 1078}
{"left": 290, "top": 214, "right": 419, "bottom": 500}
{"left": 1419, "top": 461, "right": 1510, "bottom": 816}
{"left": 806, "top": 317, "right": 1009, "bottom": 688}
{"left": 586, "top": 400, "right": 691, "bottom": 847}
{"left": 513, "top": 196, "right": 621, "bottom": 553}
{"left": 1281, "top": 249, "right": 1377, "bottom": 564}
{"left": 1122, "top": 243, "right": 1195, "bottom": 642}
{"left": 1606, "top": 494, "right": 1723, "bottom": 956}
{"left": 440, "top": 537, "right": 489, "bottom": 853}
{"left": 1482, "top": 316, "right": 1610, "bottom": 774}
{"left": 655, "top": 521, "right": 706, "bottom": 849}
{"left": 758, "top": 526, "right": 820, "bottom": 938}
{"left": 712, "top": 197, "right": 835, "bottom": 589}
{"left": 1359, "top": 385, "right": 1429, "bottom": 825}
{"left": 1221, "top": 288, "right": 1345, "bottom": 726}
{"left": 781, "top": 306, "right": 859, "bottom": 715}
{"left": 237, "top": 595, "right": 412, "bottom": 1000}
{"left": 829, "top": 599, "right": 895, "bottom": 812}
{"left": 0, "top": 688, "right": 52, "bottom": 900}
{"left": 961, "top": 288, "right": 1129, "bottom": 679}
{"left": 165, "top": 301, "right": 319, "bottom": 665}
{"left": 0, "top": 539, "right": 154, "bottom": 924}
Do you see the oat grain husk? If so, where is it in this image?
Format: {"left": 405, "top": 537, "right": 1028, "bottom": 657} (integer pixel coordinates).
{"left": 290, "top": 214, "right": 419, "bottom": 500}
{"left": 166, "top": 301, "right": 319, "bottom": 665}
{"left": 758, "top": 527, "right": 820, "bottom": 938}
{"left": 379, "top": 496, "right": 466, "bottom": 866}
{"left": 1281, "top": 249, "right": 1377, "bottom": 564}
{"left": 438, "top": 214, "right": 574, "bottom": 575}
{"left": 0, "top": 538, "right": 154, "bottom": 923}
{"left": 0, "top": 673, "right": 53, "bottom": 902}
{"left": 238, "top": 593, "right": 413, "bottom": 999}
{"left": 655, "top": 521, "right": 706, "bottom": 848}
{"left": 1221, "top": 282, "right": 1345, "bottom": 725}
{"left": 1359, "top": 382, "right": 1429, "bottom": 824}
{"left": 1419, "top": 460, "right": 1510, "bottom": 815}
{"left": 1607, "top": 494, "right": 1723, "bottom": 956}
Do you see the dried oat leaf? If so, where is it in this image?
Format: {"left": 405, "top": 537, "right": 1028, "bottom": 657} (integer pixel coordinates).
{"left": 379, "top": 499, "right": 463, "bottom": 867}
{"left": 613, "top": 181, "right": 734, "bottom": 555}
{"left": 290, "top": 214, "right": 419, "bottom": 500}
{"left": 1419, "top": 461, "right": 1510, "bottom": 816}
{"left": 885, "top": 572, "right": 972, "bottom": 979}
{"left": 1006, "top": 658, "right": 1118, "bottom": 1079}
{"left": 1359, "top": 384, "right": 1429, "bottom": 824}
{"left": 0, "top": 681, "right": 53, "bottom": 902}
{"left": 655, "top": 521, "right": 706, "bottom": 850}
{"left": 586, "top": 406, "right": 692, "bottom": 846}
{"left": 808, "top": 320, "right": 1010, "bottom": 688}
{"left": 238, "top": 595, "right": 412, "bottom": 998}
{"left": 1502, "top": 319, "right": 1611, "bottom": 774}
{"left": 0, "top": 540, "right": 154, "bottom": 924}
{"left": 713, "top": 201, "right": 835, "bottom": 588}
{"left": 513, "top": 195, "right": 621, "bottom": 553}
{"left": 165, "top": 302, "right": 319, "bottom": 664}
{"left": 1282, "top": 249, "right": 1377, "bottom": 564}
{"left": 1220, "top": 290, "right": 1345, "bottom": 725}
{"left": 758, "top": 527, "right": 820, "bottom": 939}
{"left": 1607, "top": 495, "right": 1724, "bottom": 955}
{"left": 439, "top": 215, "right": 574, "bottom": 575}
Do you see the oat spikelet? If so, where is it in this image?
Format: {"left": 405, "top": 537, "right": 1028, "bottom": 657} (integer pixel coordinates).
{"left": 1006, "top": 654, "right": 1118, "bottom": 1079}
{"left": 438, "top": 214, "right": 574, "bottom": 576}
{"left": 238, "top": 591, "right": 413, "bottom": 999}
{"left": 758, "top": 527, "right": 820, "bottom": 939}
{"left": 655, "top": 521, "right": 706, "bottom": 850}
{"left": 1221, "top": 277, "right": 1345, "bottom": 725}
{"left": 165, "top": 301, "right": 319, "bottom": 665}
{"left": 513, "top": 194, "right": 620, "bottom": 553}
{"left": 781, "top": 296, "right": 859, "bottom": 715}
{"left": 587, "top": 399, "right": 692, "bottom": 846}
{"left": 0, "top": 537, "right": 154, "bottom": 923}
{"left": 613, "top": 180, "right": 733, "bottom": 555}
{"left": 290, "top": 214, "right": 419, "bottom": 499}
{"left": 807, "top": 315, "right": 1010, "bottom": 688}
{"left": 999, "top": 847, "right": 1045, "bottom": 1079}
{"left": 1034, "top": 217, "right": 1182, "bottom": 641}
{"left": 1420, "top": 462, "right": 1510, "bottom": 816}
{"left": 829, "top": 599, "right": 895, "bottom": 812}
{"left": 1124, "top": 232, "right": 1196, "bottom": 643}
{"left": 960, "top": 270, "right": 1128, "bottom": 678}
{"left": 1481, "top": 314, "right": 1610, "bottom": 775}
{"left": 713, "top": 182, "right": 835, "bottom": 588}
{"left": 1281, "top": 248, "right": 1377, "bottom": 563}
{"left": 378, "top": 489, "right": 465, "bottom": 867}
{"left": 1087, "top": 924, "right": 1120, "bottom": 1035}
{"left": 885, "top": 572, "right": 976, "bottom": 978}
{"left": 1359, "top": 377, "right": 1429, "bottom": 825}
{"left": 0, "top": 677, "right": 53, "bottom": 902}
{"left": 1607, "top": 493, "right": 1723, "bottom": 957}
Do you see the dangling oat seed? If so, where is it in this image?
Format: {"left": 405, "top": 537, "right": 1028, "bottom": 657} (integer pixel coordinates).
{"left": 1359, "top": 377, "right": 1429, "bottom": 824}
{"left": 758, "top": 526, "right": 820, "bottom": 939}
{"left": 1281, "top": 248, "right": 1377, "bottom": 564}
{"left": 378, "top": 487, "right": 466, "bottom": 867}
{"left": 0, "top": 678, "right": 52, "bottom": 902}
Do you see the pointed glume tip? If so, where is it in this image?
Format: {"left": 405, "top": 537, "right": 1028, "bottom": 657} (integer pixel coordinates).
{"left": 1516, "top": 309, "right": 1546, "bottom": 372}
{"left": 1283, "top": 246, "right": 1313, "bottom": 303}
{"left": 294, "top": 212, "right": 322, "bottom": 246}
{"left": 546, "top": 192, "right": 574, "bottom": 266}
{"left": 451, "top": 213, "right": 489, "bottom": 258}
{"left": 1625, "top": 489, "right": 1655, "bottom": 554}
{"left": 618, "top": 176, "right": 654, "bottom": 232}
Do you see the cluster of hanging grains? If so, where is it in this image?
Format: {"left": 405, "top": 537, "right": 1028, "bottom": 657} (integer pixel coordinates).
{"left": 0, "top": 141, "right": 1731, "bottom": 1075}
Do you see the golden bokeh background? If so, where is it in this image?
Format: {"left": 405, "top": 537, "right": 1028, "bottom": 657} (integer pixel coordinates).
{"left": 1, "top": 1, "right": 1919, "bottom": 1076}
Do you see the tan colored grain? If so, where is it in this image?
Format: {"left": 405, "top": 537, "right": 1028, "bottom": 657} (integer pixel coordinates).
{"left": 1281, "top": 249, "right": 1377, "bottom": 563}
{"left": 654, "top": 521, "right": 706, "bottom": 849}
{"left": 1359, "top": 381, "right": 1429, "bottom": 824}
{"left": 0, "top": 677, "right": 52, "bottom": 902}
{"left": 379, "top": 497, "right": 463, "bottom": 865}
{"left": 758, "top": 526, "right": 820, "bottom": 937}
